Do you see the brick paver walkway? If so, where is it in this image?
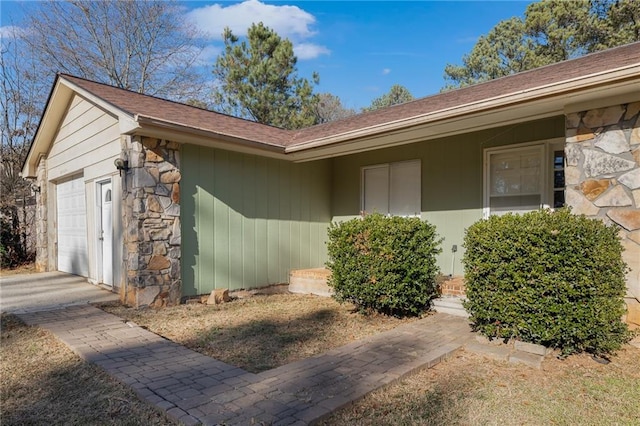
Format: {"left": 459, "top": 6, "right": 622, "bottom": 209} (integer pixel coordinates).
{"left": 18, "top": 305, "right": 474, "bottom": 425}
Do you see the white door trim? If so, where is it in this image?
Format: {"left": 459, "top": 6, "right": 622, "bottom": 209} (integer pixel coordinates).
{"left": 97, "top": 179, "right": 113, "bottom": 286}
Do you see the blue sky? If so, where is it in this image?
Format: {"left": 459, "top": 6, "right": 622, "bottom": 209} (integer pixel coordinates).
{"left": 1, "top": 0, "right": 532, "bottom": 109}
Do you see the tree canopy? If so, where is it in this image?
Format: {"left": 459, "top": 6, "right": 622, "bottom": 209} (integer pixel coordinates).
{"left": 314, "top": 93, "right": 357, "bottom": 124}
{"left": 0, "top": 0, "right": 209, "bottom": 266}
{"left": 22, "top": 0, "right": 206, "bottom": 101}
{"left": 443, "top": 0, "right": 640, "bottom": 89}
{"left": 212, "top": 23, "right": 320, "bottom": 129}
{"left": 362, "top": 84, "right": 415, "bottom": 112}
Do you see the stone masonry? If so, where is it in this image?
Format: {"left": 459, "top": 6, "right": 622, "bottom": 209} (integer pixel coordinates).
{"left": 35, "top": 155, "right": 48, "bottom": 272}
{"left": 565, "top": 102, "right": 640, "bottom": 327}
{"left": 121, "top": 136, "right": 182, "bottom": 308}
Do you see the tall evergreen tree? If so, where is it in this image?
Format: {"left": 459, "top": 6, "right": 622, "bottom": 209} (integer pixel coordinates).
{"left": 443, "top": 17, "right": 536, "bottom": 88}
{"left": 212, "top": 23, "right": 320, "bottom": 129}
{"left": 443, "top": 0, "right": 640, "bottom": 89}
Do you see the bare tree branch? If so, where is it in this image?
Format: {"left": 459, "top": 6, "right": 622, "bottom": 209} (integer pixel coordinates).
{"left": 23, "top": 0, "right": 208, "bottom": 101}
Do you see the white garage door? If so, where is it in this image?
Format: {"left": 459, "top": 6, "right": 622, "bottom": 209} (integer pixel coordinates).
{"left": 57, "top": 175, "right": 89, "bottom": 276}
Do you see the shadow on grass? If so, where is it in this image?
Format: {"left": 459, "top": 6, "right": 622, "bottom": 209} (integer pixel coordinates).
{"left": 185, "top": 308, "right": 338, "bottom": 373}
{"left": 6, "top": 304, "right": 477, "bottom": 425}
{"left": 0, "top": 313, "right": 174, "bottom": 426}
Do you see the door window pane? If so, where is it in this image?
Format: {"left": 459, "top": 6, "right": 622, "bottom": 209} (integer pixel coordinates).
{"left": 488, "top": 146, "right": 544, "bottom": 215}
{"left": 553, "top": 150, "right": 565, "bottom": 208}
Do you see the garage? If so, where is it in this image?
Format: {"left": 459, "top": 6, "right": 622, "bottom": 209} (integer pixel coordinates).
{"left": 56, "top": 174, "right": 88, "bottom": 276}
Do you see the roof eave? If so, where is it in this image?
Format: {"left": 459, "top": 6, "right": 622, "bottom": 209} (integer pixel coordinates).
{"left": 21, "top": 75, "right": 67, "bottom": 178}
{"left": 285, "top": 63, "right": 640, "bottom": 161}
{"left": 21, "top": 76, "right": 140, "bottom": 178}
{"left": 132, "top": 115, "right": 288, "bottom": 159}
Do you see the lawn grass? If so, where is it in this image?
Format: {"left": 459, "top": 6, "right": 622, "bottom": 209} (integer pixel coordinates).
{"left": 100, "top": 294, "right": 639, "bottom": 425}
{"left": 324, "top": 345, "right": 640, "bottom": 425}
{"left": 0, "top": 313, "right": 176, "bottom": 426}
{"left": 99, "top": 293, "right": 417, "bottom": 373}
{"left": 3, "top": 289, "right": 638, "bottom": 425}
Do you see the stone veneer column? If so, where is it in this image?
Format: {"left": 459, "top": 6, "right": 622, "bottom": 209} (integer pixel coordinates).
{"left": 35, "top": 155, "right": 48, "bottom": 272}
{"left": 121, "top": 136, "right": 181, "bottom": 307}
{"left": 565, "top": 102, "right": 640, "bottom": 327}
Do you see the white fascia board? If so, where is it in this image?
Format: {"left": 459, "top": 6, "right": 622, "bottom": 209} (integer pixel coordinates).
{"left": 286, "top": 64, "right": 640, "bottom": 156}
{"left": 288, "top": 106, "right": 562, "bottom": 162}
{"left": 22, "top": 77, "right": 140, "bottom": 177}
{"left": 21, "top": 80, "right": 73, "bottom": 177}
{"left": 288, "top": 76, "right": 639, "bottom": 162}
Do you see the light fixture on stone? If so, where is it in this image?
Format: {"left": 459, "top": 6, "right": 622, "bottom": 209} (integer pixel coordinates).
{"left": 114, "top": 157, "right": 129, "bottom": 176}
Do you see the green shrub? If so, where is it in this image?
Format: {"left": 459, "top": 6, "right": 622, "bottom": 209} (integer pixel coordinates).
{"left": 327, "top": 213, "right": 442, "bottom": 317}
{"left": 463, "top": 208, "right": 632, "bottom": 356}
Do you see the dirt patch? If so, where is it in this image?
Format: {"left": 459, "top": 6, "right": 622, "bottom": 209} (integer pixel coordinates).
{"left": 0, "top": 313, "right": 176, "bottom": 425}
{"left": 98, "top": 293, "right": 418, "bottom": 373}
{"left": 324, "top": 345, "right": 640, "bottom": 425}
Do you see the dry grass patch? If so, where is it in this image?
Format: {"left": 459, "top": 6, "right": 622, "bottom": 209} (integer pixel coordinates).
{"left": 324, "top": 346, "right": 640, "bottom": 425}
{"left": 0, "top": 262, "right": 36, "bottom": 276}
{"left": 0, "top": 313, "right": 175, "bottom": 426}
{"left": 99, "top": 293, "right": 417, "bottom": 373}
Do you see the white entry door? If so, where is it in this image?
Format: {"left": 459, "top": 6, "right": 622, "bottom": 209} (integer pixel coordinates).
{"left": 98, "top": 180, "right": 113, "bottom": 286}
{"left": 57, "top": 175, "right": 89, "bottom": 276}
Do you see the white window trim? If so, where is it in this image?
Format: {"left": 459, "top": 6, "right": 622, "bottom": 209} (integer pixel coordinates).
{"left": 360, "top": 159, "right": 421, "bottom": 217}
{"left": 483, "top": 138, "right": 564, "bottom": 218}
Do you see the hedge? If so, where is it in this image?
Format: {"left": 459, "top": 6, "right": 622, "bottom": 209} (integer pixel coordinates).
{"left": 326, "top": 213, "right": 441, "bottom": 317}
{"left": 463, "top": 208, "right": 632, "bottom": 356}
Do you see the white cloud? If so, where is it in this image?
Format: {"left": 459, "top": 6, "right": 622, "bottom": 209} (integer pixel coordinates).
{"left": 0, "top": 25, "right": 27, "bottom": 39}
{"left": 194, "top": 44, "right": 223, "bottom": 66}
{"left": 187, "top": 0, "right": 316, "bottom": 40}
{"left": 186, "top": 0, "right": 329, "bottom": 60}
{"left": 294, "top": 43, "right": 330, "bottom": 60}
{"left": 382, "top": 68, "right": 391, "bottom": 75}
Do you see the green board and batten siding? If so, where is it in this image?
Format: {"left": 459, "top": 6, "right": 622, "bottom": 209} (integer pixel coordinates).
{"left": 181, "top": 116, "right": 564, "bottom": 295}
{"left": 181, "top": 145, "right": 332, "bottom": 296}
{"left": 331, "top": 116, "right": 565, "bottom": 275}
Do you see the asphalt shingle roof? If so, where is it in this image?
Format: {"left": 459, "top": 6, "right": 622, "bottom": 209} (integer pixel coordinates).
{"left": 62, "top": 41, "right": 640, "bottom": 150}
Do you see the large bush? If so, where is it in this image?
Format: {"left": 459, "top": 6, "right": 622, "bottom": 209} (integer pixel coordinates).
{"left": 327, "top": 213, "right": 441, "bottom": 317}
{"left": 463, "top": 208, "right": 632, "bottom": 356}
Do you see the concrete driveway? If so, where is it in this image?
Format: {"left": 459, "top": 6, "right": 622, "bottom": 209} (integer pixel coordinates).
{"left": 0, "top": 271, "right": 119, "bottom": 314}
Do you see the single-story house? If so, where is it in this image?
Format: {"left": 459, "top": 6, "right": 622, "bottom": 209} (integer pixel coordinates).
{"left": 22, "top": 42, "right": 640, "bottom": 324}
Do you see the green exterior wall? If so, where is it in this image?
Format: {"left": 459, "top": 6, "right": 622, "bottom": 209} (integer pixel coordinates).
{"left": 181, "top": 145, "right": 332, "bottom": 296}
{"left": 331, "top": 116, "right": 565, "bottom": 275}
{"left": 182, "top": 116, "right": 564, "bottom": 296}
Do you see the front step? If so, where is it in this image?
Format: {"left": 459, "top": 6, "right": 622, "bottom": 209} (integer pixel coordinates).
{"left": 288, "top": 268, "right": 333, "bottom": 297}
{"left": 432, "top": 296, "right": 469, "bottom": 317}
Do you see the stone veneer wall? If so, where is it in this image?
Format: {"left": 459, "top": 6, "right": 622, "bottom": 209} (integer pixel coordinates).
{"left": 565, "top": 102, "right": 640, "bottom": 327}
{"left": 122, "top": 136, "right": 182, "bottom": 307}
{"left": 35, "top": 155, "right": 48, "bottom": 272}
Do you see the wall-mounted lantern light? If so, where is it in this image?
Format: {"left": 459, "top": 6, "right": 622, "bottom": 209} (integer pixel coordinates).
{"left": 114, "top": 157, "right": 129, "bottom": 176}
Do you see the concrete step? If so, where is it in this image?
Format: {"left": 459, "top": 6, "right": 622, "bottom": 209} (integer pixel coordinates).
{"left": 432, "top": 297, "right": 469, "bottom": 318}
